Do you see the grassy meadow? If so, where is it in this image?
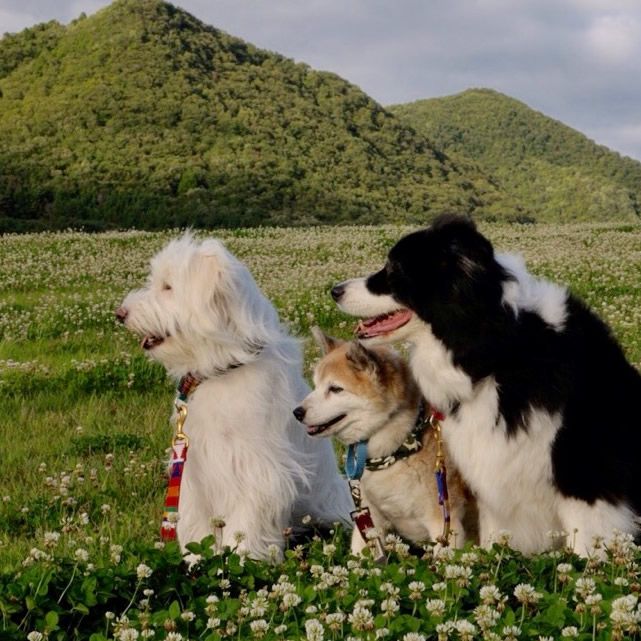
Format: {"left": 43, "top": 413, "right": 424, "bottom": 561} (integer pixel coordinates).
{"left": 2, "top": 221, "right": 641, "bottom": 640}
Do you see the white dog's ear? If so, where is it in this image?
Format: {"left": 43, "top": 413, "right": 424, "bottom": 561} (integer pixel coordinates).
{"left": 311, "top": 326, "right": 344, "bottom": 355}
{"left": 346, "top": 341, "right": 379, "bottom": 373}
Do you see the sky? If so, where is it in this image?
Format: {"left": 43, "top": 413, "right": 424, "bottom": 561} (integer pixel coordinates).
{"left": 1, "top": 0, "right": 641, "bottom": 161}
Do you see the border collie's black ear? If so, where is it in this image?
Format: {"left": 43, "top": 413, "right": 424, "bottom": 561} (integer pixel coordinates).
{"left": 311, "top": 326, "right": 344, "bottom": 355}
{"left": 346, "top": 341, "right": 379, "bottom": 372}
{"left": 430, "top": 213, "right": 477, "bottom": 231}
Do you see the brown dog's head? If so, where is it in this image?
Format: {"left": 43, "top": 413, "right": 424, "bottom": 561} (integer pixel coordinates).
{"left": 293, "top": 327, "right": 420, "bottom": 444}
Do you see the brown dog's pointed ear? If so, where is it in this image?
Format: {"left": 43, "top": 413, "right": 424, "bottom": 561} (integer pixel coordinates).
{"left": 311, "top": 326, "right": 344, "bottom": 355}
{"left": 346, "top": 341, "right": 378, "bottom": 372}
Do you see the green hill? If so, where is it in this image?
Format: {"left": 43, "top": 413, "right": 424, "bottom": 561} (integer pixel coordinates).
{"left": 389, "top": 89, "right": 641, "bottom": 222}
{"left": 0, "top": 1, "right": 507, "bottom": 232}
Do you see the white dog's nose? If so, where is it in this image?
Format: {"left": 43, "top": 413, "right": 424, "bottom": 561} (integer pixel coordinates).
{"left": 115, "top": 306, "right": 129, "bottom": 323}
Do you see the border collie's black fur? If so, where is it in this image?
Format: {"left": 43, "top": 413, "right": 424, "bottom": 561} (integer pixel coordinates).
{"left": 335, "top": 214, "right": 641, "bottom": 553}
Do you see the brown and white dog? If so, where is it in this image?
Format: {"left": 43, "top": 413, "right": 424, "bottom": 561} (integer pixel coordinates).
{"left": 294, "top": 327, "right": 469, "bottom": 555}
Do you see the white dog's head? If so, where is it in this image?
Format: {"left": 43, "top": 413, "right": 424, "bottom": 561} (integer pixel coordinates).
{"left": 116, "top": 233, "right": 281, "bottom": 378}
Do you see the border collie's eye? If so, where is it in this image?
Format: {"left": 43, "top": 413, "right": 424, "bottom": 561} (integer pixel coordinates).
{"left": 328, "top": 385, "right": 343, "bottom": 394}
{"left": 162, "top": 283, "right": 172, "bottom": 291}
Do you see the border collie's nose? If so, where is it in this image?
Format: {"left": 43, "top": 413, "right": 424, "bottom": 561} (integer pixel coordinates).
{"left": 293, "top": 406, "right": 306, "bottom": 422}
{"left": 331, "top": 283, "right": 346, "bottom": 302}
{"left": 115, "top": 307, "right": 128, "bottom": 323}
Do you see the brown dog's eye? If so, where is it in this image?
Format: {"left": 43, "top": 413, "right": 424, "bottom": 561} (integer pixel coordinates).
{"left": 328, "top": 385, "right": 343, "bottom": 394}
{"left": 162, "top": 283, "right": 172, "bottom": 291}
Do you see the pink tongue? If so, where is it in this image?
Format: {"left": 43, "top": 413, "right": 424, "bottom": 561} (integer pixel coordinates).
{"left": 357, "top": 309, "right": 413, "bottom": 337}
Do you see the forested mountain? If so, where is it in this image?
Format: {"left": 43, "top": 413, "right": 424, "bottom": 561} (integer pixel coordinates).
{"left": 0, "top": 1, "right": 505, "bottom": 231}
{"left": 390, "top": 89, "right": 641, "bottom": 222}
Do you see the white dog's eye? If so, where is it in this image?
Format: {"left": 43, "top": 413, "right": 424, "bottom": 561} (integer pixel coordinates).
{"left": 328, "top": 385, "right": 344, "bottom": 394}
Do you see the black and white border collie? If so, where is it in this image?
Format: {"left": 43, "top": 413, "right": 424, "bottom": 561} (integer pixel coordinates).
{"left": 332, "top": 214, "right": 641, "bottom": 555}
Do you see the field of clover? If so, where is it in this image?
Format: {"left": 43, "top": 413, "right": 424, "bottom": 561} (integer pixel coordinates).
{"left": 1, "top": 221, "right": 641, "bottom": 640}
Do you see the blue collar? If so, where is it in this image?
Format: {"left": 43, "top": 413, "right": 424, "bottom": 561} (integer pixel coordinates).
{"left": 345, "top": 441, "right": 368, "bottom": 480}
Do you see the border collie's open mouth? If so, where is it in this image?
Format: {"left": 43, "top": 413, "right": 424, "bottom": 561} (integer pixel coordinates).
{"left": 355, "top": 309, "right": 413, "bottom": 339}
{"left": 307, "top": 413, "right": 347, "bottom": 436}
{"left": 141, "top": 335, "right": 166, "bottom": 350}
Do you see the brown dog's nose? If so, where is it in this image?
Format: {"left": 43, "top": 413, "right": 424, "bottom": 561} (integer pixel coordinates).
{"left": 115, "top": 306, "right": 128, "bottom": 323}
{"left": 293, "top": 406, "right": 306, "bottom": 422}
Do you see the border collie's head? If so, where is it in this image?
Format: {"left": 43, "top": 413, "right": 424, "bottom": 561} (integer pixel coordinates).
{"left": 333, "top": 214, "right": 509, "bottom": 343}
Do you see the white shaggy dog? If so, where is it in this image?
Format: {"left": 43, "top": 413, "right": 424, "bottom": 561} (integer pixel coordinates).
{"left": 116, "top": 234, "right": 352, "bottom": 559}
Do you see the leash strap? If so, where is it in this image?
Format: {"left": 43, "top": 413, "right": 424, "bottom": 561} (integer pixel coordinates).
{"left": 160, "top": 398, "right": 191, "bottom": 541}
{"left": 344, "top": 441, "right": 385, "bottom": 562}
{"left": 161, "top": 438, "right": 188, "bottom": 540}
{"left": 430, "top": 408, "right": 451, "bottom": 546}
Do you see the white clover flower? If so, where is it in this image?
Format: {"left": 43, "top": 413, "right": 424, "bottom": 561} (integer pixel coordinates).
{"left": 326, "top": 612, "right": 345, "bottom": 629}
{"left": 136, "top": 563, "right": 153, "bottom": 579}
{"left": 408, "top": 580, "right": 426, "bottom": 600}
{"left": 249, "top": 619, "right": 269, "bottom": 638}
{"left": 402, "top": 633, "right": 426, "bottom": 641}
{"left": 425, "top": 598, "right": 446, "bottom": 618}
{"left": 432, "top": 581, "right": 447, "bottom": 593}
{"left": 574, "top": 576, "right": 596, "bottom": 600}
{"left": 502, "top": 625, "right": 521, "bottom": 640}
{"left": 110, "top": 544, "right": 123, "bottom": 563}
{"left": 435, "top": 621, "right": 455, "bottom": 640}
{"left": 118, "top": 629, "right": 140, "bottom": 641}
{"left": 560, "top": 626, "right": 579, "bottom": 637}
{"left": 165, "top": 634, "right": 183, "bottom": 641}
{"left": 43, "top": 531, "right": 60, "bottom": 548}
{"left": 74, "top": 548, "right": 89, "bottom": 563}
{"left": 180, "top": 610, "right": 195, "bottom": 621}
{"left": 454, "top": 619, "right": 477, "bottom": 641}
{"left": 348, "top": 605, "right": 374, "bottom": 631}
{"left": 556, "top": 563, "right": 573, "bottom": 574}
{"left": 614, "top": 577, "right": 629, "bottom": 586}
{"left": 375, "top": 628, "right": 390, "bottom": 638}
{"left": 27, "top": 633, "right": 44, "bottom": 641}
{"left": 513, "top": 583, "right": 542, "bottom": 605}
{"left": 323, "top": 543, "right": 336, "bottom": 556}
{"left": 473, "top": 604, "right": 500, "bottom": 629}
{"left": 274, "top": 624, "right": 287, "bottom": 634}
{"left": 379, "top": 581, "right": 400, "bottom": 596}
{"left": 380, "top": 598, "right": 399, "bottom": 615}
{"left": 305, "top": 618, "right": 324, "bottom": 641}
{"left": 302, "top": 514, "right": 312, "bottom": 525}
{"left": 479, "top": 585, "right": 503, "bottom": 604}
{"left": 610, "top": 594, "right": 641, "bottom": 627}
{"left": 444, "top": 564, "right": 472, "bottom": 586}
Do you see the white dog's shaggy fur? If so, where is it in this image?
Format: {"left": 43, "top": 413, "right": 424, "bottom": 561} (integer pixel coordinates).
{"left": 118, "top": 234, "right": 352, "bottom": 559}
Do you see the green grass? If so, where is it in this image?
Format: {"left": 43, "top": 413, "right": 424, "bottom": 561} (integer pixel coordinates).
{"left": 2, "top": 222, "right": 641, "bottom": 639}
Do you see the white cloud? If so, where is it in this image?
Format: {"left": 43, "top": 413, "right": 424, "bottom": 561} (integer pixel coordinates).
{"left": 585, "top": 14, "right": 641, "bottom": 64}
